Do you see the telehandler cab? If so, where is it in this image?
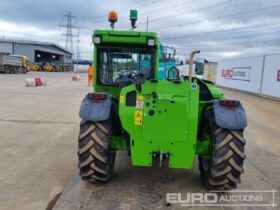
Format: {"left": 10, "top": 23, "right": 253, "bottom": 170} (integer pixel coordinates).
{"left": 77, "top": 10, "right": 247, "bottom": 190}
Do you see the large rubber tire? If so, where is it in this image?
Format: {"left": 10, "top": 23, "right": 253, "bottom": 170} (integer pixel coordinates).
{"left": 78, "top": 119, "right": 115, "bottom": 183}
{"left": 199, "top": 110, "right": 246, "bottom": 190}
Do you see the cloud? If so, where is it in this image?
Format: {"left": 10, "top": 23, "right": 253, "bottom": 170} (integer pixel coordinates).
{"left": 0, "top": 0, "right": 280, "bottom": 60}
{"left": 214, "top": 51, "right": 242, "bottom": 57}
{"left": 0, "top": 21, "right": 58, "bottom": 40}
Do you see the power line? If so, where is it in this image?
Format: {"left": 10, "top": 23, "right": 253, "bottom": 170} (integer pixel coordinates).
{"left": 78, "top": 0, "right": 202, "bottom": 25}
{"left": 80, "top": 0, "right": 237, "bottom": 30}
{"left": 136, "top": 0, "right": 201, "bottom": 18}
{"left": 77, "top": 0, "right": 175, "bottom": 22}
{"left": 160, "top": 18, "right": 280, "bottom": 39}
{"left": 73, "top": 2, "right": 280, "bottom": 33}
{"left": 163, "top": 34, "right": 280, "bottom": 51}
{"left": 161, "top": 24, "right": 280, "bottom": 51}
{"left": 172, "top": 37, "right": 280, "bottom": 50}
{"left": 76, "top": 33, "right": 80, "bottom": 72}
{"left": 59, "top": 11, "right": 79, "bottom": 53}
{"left": 135, "top": 0, "right": 238, "bottom": 28}
{"left": 161, "top": 27, "right": 280, "bottom": 44}
{"left": 202, "top": 29, "right": 280, "bottom": 42}
{"left": 114, "top": 0, "right": 211, "bottom": 28}
{"left": 150, "top": 3, "right": 280, "bottom": 30}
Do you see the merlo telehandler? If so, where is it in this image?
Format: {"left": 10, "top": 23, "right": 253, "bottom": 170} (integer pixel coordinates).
{"left": 77, "top": 10, "right": 247, "bottom": 190}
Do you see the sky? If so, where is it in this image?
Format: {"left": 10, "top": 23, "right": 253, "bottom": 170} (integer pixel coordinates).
{"left": 0, "top": 0, "right": 280, "bottom": 61}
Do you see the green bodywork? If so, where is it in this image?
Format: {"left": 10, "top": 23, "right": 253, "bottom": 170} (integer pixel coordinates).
{"left": 119, "top": 81, "right": 199, "bottom": 168}
{"left": 92, "top": 29, "right": 224, "bottom": 169}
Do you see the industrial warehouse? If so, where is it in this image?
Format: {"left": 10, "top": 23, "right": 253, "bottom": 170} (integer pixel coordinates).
{"left": 0, "top": 39, "right": 73, "bottom": 73}
{"left": 0, "top": 1, "right": 279, "bottom": 210}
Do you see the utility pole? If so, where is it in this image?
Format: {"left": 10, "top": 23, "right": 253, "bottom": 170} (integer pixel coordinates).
{"left": 146, "top": 16, "right": 149, "bottom": 32}
{"left": 76, "top": 33, "right": 80, "bottom": 73}
{"left": 59, "top": 11, "right": 78, "bottom": 54}
{"left": 90, "top": 42, "right": 93, "bottom": 62}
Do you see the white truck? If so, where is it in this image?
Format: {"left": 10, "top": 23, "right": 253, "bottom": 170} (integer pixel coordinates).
{"left": 0, "top": 55, "right": 29, "bottom": 74}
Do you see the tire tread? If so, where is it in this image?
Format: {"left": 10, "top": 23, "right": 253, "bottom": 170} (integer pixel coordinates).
{"left": 77, "top": 120, "right": 115, "bottom": 183}
{"left": 199, "top": 111, "right": 246, "bottom": 190}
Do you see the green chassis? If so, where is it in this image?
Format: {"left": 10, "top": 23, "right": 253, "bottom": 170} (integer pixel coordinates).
{"left": 92, "top": 30, "right": 224, "bottom": 169}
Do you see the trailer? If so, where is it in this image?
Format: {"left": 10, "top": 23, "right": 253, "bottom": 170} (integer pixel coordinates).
{"left": 0, "top": 55, "right": 29, "bottom": 74}
{"left": 216, "top": 55, "right": 280, "bottom": 99}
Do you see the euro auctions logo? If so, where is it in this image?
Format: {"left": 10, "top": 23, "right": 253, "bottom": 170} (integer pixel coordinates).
{"left": 166, "top": 190, "right": 277, "bottom": 207}
{"left": 221, "top": 69, "right": 234, "bottom": 77}
{"left": 221, "top": 67, "right": 251, "bottom": 81}
{"left": 167, "top": 192, "right": 218, "bottom": 206}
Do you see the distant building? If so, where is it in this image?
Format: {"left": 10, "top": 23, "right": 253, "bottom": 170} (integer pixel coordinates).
{"left": 73, "top": 59, "right": 93, "bottom": 73}
{"left": 0, "top": 39, "right": 72, "bottom": 65}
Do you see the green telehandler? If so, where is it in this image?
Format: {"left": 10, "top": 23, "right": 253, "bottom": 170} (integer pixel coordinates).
{"left": 77, "top": 10, "right": 247, "bottom": 190}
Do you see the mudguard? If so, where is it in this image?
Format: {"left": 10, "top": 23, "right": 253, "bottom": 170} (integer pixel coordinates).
{"left": 79, "top": 93, "right": 112, "bottom": 122}
{"left": 213, "top": 99, "right": 247, "bottom": 129}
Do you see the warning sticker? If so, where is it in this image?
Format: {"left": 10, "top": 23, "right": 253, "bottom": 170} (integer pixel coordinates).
{"left": 134, "top": 111, "right": 143, "bottom": 125}
{"left": 137, "top": 95, "right": 144, "bottom": 100}
{"left": 120, "top": 95, "right": 124, "bottom": 104}
{"left": 136, "top": 100, "right": 144, "bottom": 109}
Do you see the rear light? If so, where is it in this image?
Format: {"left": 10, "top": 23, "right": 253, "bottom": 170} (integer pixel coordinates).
{"left": 219, "top": 100, "right": 239, "bottom": 107}
{"left": 88, "top": 93, "right": 107, "bottom": 102}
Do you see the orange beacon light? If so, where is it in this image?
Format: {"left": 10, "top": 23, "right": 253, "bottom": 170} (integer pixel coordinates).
{"left": 108, "top": 11, "right": 118, "bottom": 29}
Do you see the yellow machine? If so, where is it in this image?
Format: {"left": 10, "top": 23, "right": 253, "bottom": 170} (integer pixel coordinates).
{"left": 55, "top": 65, "right": 63, "bottom": 72}
{"left": 44, "top": 63, "right": 55, "bottom": 72}
{"left": 22, "top": 56, "right": 30, "bottom": 71}
{"left": 31, "top": 63, "right": 43, "bottom": 71}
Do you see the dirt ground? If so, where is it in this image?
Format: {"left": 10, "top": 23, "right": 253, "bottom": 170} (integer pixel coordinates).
{"left": 0, "top": 72, "right": 279, "bottom": 210}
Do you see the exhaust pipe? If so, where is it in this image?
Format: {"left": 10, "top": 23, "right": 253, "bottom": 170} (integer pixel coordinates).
{"left": 189, "top": 49, "right": 200, "bottom": 83}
